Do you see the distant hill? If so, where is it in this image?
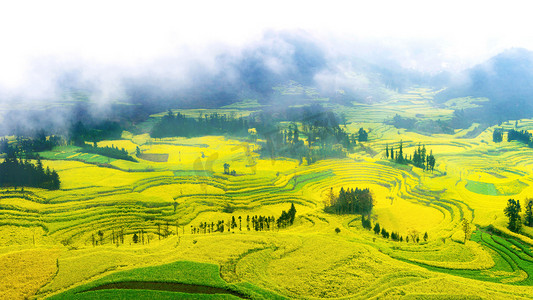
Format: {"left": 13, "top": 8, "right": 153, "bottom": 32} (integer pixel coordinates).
{"left": 436, "top": 48, "right": 533, "bottom": 123}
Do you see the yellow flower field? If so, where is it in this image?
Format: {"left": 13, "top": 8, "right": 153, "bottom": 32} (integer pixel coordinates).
{"left": 0, "top": 249, "right": 59, "bottom": 299}
{"left": 4, "top": 88, "right": 533, "bottom": 299}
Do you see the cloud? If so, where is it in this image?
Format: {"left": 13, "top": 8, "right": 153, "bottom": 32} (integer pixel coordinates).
{"left": 1, "top": 0, "right": 533, "bottom": 133}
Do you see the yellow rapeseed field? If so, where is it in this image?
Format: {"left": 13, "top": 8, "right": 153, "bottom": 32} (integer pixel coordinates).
{"left": 0, "top": 249, "right": 59, "bottom": 299}
{"left": 5, "top": 89, "right": 533, "bottom": 299}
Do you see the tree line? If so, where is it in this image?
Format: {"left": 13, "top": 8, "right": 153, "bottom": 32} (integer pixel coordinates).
{"left": 0, "top": 154, "right": 60, "bottom": 190}
{"left": 151, "top": 110, "right": 252, "bottom": 139}
{"left": 324, "top": 187, "right": 374, "bottom": 215}
{"left": 362, "top": 216, "right": 428, "bottom": 243}
{"left": 190, "top": 204, "right": 297, "bottom": 234}
{"left": 80, "top": 143, "right": 137, "bottom": 162}
{"left": 385, "top": 141, "right": 436, "bottom": 171}
{"left": 91, "top": 221, "right": 182, "bottom": 247}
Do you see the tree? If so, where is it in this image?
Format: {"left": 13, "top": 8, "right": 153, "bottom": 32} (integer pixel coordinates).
{"left": 324, "top": 187, "right": 336, "bottom": 208}
{"left": 97, "top": 230, "right": 104, "bottom": 245}
{"left": 423, "top": 232, "right": 428, "bottom": 242}
{"left": 525, "top": 198, "right": 533, "bottom": 227}
{"left": 493, "top": 128, "right": 503, "bottom": 143}
{"left": 358, "top": 128, "right": 368, "bottom": 142}
{"left": 133, "top": 233, "right": 139, "bottom": 243}
{"left": 231, "top": 216, "right": 237, "bottom": 230}
{"left": 51, "top": 170, "right": 60, "bottom": 190}
{"left": 373, "top": 223, "right": 381, "bottom": 235}
{"left": 292, "top": 124, "right": 299, "bottom": 143}
{"left": 427, "top": 150, "right": 436, "bottom": 172}
{"left": 408, "top": 229, "right": 419, "bottom": 243}
{"left": 361, "top": 215, "right": 371, "bottom": 230}
{"left": 421, "top": 145, "right": 426, "bottom": 170}
{"left": 461, "top": 218, "right": 471, "bottom": 244}
{"left": 335, "top": 227, "right": 341, "bottom": 234}
{"left": 136, "top": 146, "right": 141, "bottom": 156}
{"left": 385, "top": 144, "right": 389, "bottom": 159}
{"left": 381, "top": 228, "right": 389, "bottom": 239}
{"left": 223, "top": 163, "right": 230, "bottom": 175}
{"left": 504, "top": 199, "right": 522, "bottom": 233}
{"left": 397, "top": 140, "right": 404, "bottom": 164}
{"left": 288, "top": 203, "right": 297, "bottom": 225}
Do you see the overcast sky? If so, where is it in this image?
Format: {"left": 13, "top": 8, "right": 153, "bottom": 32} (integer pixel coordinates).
{"left": 1, "top": 0, "right": 532, "bottom": 91}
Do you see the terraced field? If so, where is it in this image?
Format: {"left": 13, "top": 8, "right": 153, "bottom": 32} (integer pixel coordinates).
{"left": 3, "top": 88, "right": 533, "bottom": 299}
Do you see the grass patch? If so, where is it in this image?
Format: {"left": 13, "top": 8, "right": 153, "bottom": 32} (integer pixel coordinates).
{"left": 48, "top": 260, "right": 284, "bottom": 300}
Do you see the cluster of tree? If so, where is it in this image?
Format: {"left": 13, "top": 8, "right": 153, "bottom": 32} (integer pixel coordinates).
{"left": 358, "top": 128, "right": 368, "bottom": 142}
{"left": 70, "top": 121, "right": 123, "bottom": 146}
{"left": 150, "top": 105, "right": 363, "bottom": 164}
{"left": 277, "top": 203, "right": 297, "bottom": 228}
{"left": 389, "top": 114, "right": 416, "bottom": 129}
{"left": 0, "top": 138, "right": 8, "bottom": 154}
{"left": 388, "top": 114, "right": 454, "bottom": 134}
{"left": 0, "top": 154, "right": 60, "bottom": 190}
{"left": 324, "top": 187, "right": 374, "bottom": 215}
{"left": 223, "top": 163, "right": 237, "bottom": 176}
{"left": 493, "top": 128, "right": 503, "bottom": 143}
{"left": 0, "top": 134, "right": 63, "bottom": 158}
{"left": 361, "top": 216, "right": 428, "bottom": 243}
{"left": 260, "top": 123, "right": 358, "bottom": 164}
{"left": 151, "top": 110, "right": 252, "bottom": 138}
{"left": 80, "top": 143, "right": 137, "bottom": 162}
{"left": 385, "top": 141, "right": 436, "bottom": 171}
{"left": 507, "top": 129, "right": 533, "bottom": 147}
{"left": 255, "top": 105, "right": 363, "bottom": 163}
{"left": 373, "top": 223, "right": 393, "bottom": 240}
{"left": 505, "top": 198, "right": 533, "bottom": 233}
{"left": 361, "top": 215, "right": 372, "bottom": 230}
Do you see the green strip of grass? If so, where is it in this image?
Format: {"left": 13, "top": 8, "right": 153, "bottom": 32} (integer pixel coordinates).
{"left": 465, "top": 180, "right": 498, "bottom": 196}
{"left": 47, "top": 260, "right": 285, "bottom": 300}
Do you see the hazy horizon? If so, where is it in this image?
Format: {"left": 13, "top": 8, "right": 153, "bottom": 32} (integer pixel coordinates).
{"left": 1, "top": 1, "right": 532, "bottom": 101}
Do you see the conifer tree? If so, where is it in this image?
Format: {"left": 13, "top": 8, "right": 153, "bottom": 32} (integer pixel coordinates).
{"left": 525, "top": 198, "right": 533, "bottom": 227}
{"left": 504, "top": 199, "right": 522, "bottom": 232}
